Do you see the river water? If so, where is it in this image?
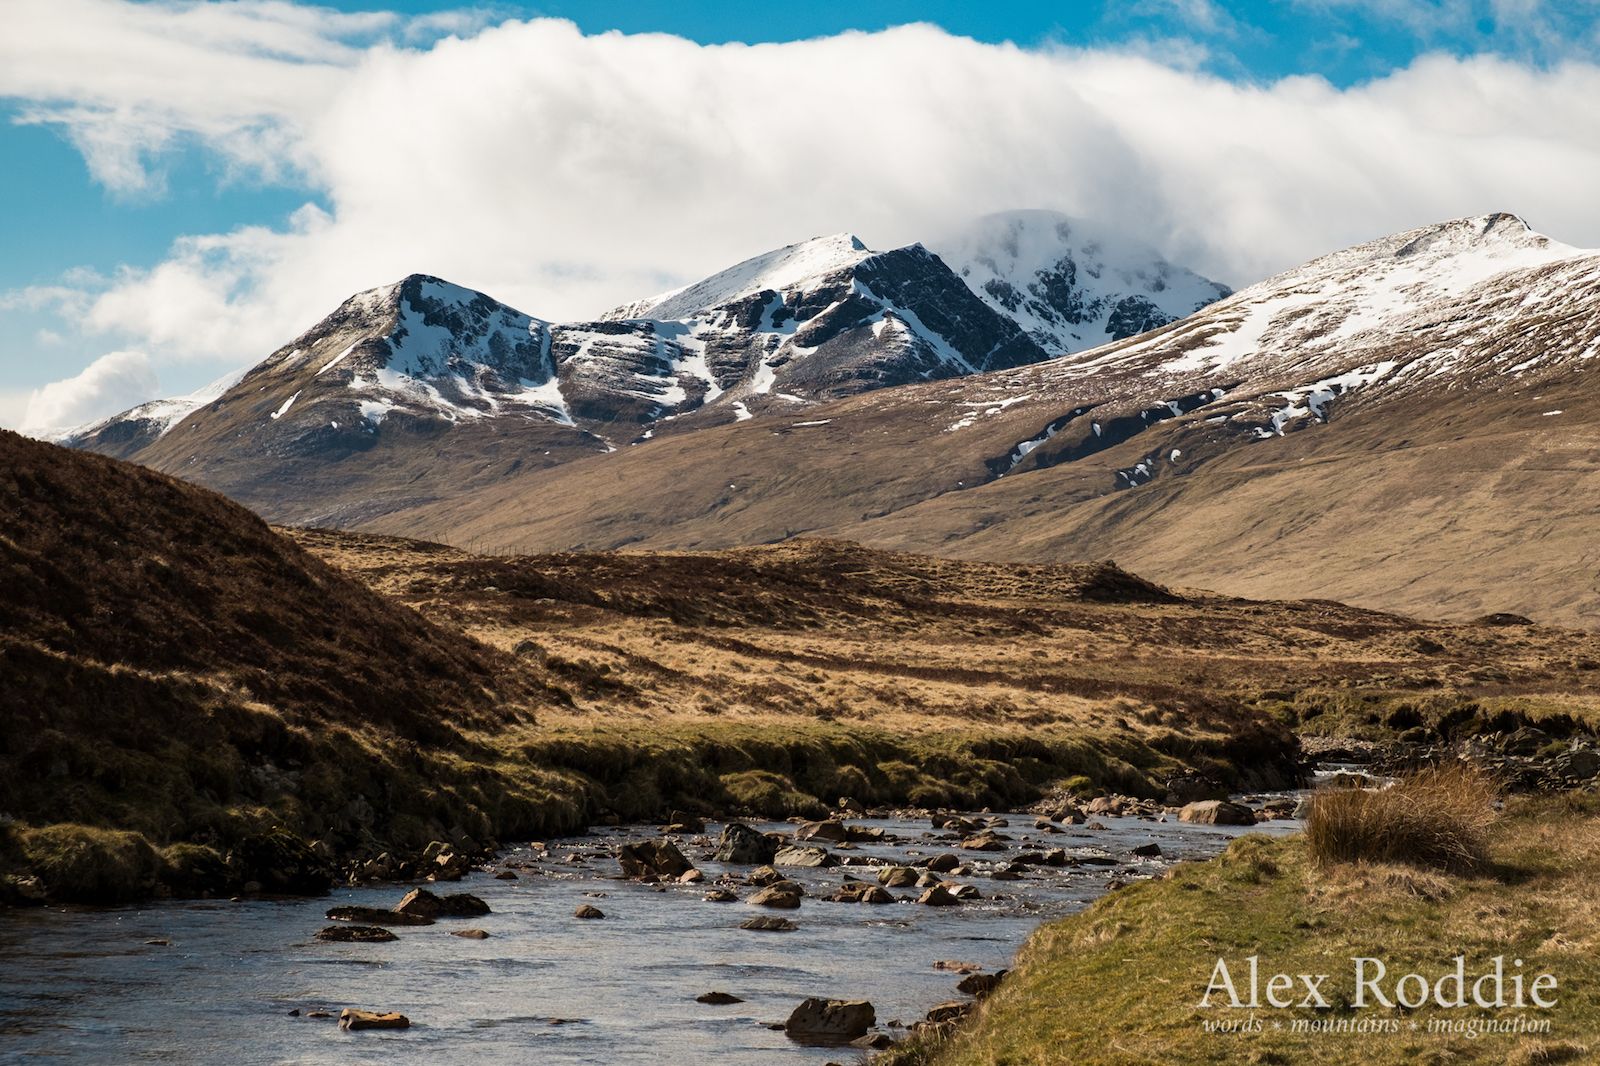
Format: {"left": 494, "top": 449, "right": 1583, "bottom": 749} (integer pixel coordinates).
{"left": 0, "top": 809, "right": 1298, "bottom": 1064}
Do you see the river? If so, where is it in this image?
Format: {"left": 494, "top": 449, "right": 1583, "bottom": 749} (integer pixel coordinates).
{"left": 0, "top": 808, "right": 1299, "bottom": 1064}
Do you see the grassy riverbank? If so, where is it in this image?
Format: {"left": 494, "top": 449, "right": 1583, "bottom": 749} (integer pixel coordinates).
{"left": 895, "top": 790, "right": 1600, "bottom": 1065}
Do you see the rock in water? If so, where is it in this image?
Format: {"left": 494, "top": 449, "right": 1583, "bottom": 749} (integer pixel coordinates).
{"left": 666, "top": 811, "right": 706, "bottom": 834}
{"left": 878, "top": 866, "right": 917, "bottom": 887}
{"left": 618, "top": 839, "right": 693, "bottom": 880}
{"left": 1177, "top": 800, "right": 1256, "bottom": 826}
{"left": 917, "top": 886, "right": 960, "bottom": 907}
{"left": 393, "top": 888, "right": 490, "bottom": 918}
{"left": 325, "top": 905, "right": 434, "bottom": 927}
{"left": 748, "top": 883, "right": 803, "bottom": 909}
{"left": 784, "top": 997, "right": 876, "bottom": 1044}
{"left": 573, "top": 904, "right": 605, "bottom": 919}
{"left": 773, "top": 845, "right": 836, "bottom": 868}
{"left": 315, "top": 925, "right": 396, "bottom": 943}
{"left": 696, "top": 992, "right": 744, "bottom": 1005}
{"left": 794, "top": 819, "right": 849, "bottom": 843}
{"left": 451, "top": 928, "right": 490, "bottom": 939}
{"left": 338, "top": 1009, "right": 410, "bottom": 1031}
{"left": 740, "top": 915, "right": 798, "bottom": 932}
{"left": 714, "top": 823, "right": 778, "bottom": 865}
{"left": 748, "top": 865, "right": 784, "bottom": 886}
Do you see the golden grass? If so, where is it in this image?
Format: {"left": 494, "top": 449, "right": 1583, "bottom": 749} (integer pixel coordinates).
{"left": 1306, "top": 764, "right": 1498, "bottom": 873}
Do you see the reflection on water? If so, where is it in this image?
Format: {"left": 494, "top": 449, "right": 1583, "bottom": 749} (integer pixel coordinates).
{"left": 0, "top": 811, "right": 1296, "bottom": 1064}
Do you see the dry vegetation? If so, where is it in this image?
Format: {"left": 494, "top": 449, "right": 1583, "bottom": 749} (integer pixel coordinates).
{"left": 1307, "top": 765, "right": 1499, "bottom": 873}
{"left": 8, "top": 423, "right": 1600, "bottom": 904}
{"left": 900, "top": 787, "right": 1600, "bottom": 1065}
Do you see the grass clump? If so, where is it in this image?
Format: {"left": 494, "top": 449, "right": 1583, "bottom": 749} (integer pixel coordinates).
{"left": 1306, "top": 763, "right": 1497, "bottom": 874}
{"left": 21, "top": 824, "right": 163, "bottom": 903}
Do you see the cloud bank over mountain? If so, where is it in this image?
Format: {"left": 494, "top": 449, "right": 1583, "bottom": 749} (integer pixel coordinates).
{"left": 4, "top": 0, "right": 1600, "bottom": 428}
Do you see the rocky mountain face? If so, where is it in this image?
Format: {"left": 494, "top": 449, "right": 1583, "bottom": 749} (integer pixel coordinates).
{"left": 67, "top": 217, "right": 1223, "bottom": 524}
{"left": 372, "top": 213, "right": 1600, "bottom": 626}
{"left": 928, "top": 210, "right": 1232, "bottom": 354}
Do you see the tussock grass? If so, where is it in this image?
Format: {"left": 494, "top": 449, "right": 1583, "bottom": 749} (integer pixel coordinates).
{"left": 1306, "top": 763, "right": 1497, "bottom": 874}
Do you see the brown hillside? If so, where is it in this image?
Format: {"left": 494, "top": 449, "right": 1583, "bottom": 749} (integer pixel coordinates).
{"left": 0, "top": 430, "right": 544, "bottom": 897}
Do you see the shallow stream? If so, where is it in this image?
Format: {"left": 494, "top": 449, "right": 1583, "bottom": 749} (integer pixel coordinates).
{"left": 0, "top": 810, "right": 1298, "bottom": 1064}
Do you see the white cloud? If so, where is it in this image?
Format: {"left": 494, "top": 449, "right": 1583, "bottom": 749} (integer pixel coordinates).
{"left": 18, "top": 350, "right": 159, "bottom": 438}
{"left": 3, "top": 3, "right": 1600, "bottom": 413}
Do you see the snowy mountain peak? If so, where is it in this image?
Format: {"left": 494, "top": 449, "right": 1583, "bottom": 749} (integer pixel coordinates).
{"left": 607, "top": 233, "right": 874, "bottom": 321}
{"left": 928, "top": 210, "right": 1232, "bottom": 355}
{"left": 1289, "top": 212, "right": 1582, "bottom": 284}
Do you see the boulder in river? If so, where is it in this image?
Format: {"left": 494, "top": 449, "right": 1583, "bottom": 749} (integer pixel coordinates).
{"left": 917, "top": 886, "right": 960, "bottom": 907}
{"left": 619, "top": 839, "right": 693, "bottom": 880}
{"left": 696, "top": 992, "right": 744, "bottom": 1005}
{"left": 878, "top": 866, "right": 918, "bottom": 888}
{"left": 1177, "top": 800, "right": 1256, "bottom": 826}
{"left": 784, "top": 997, "right": 875, "bottom": 1044}
{"left": 794, "top": 819, "right": 849, "bottom": 843}
{"left": 451, "top": 928, "right": 490, "bottom": 939}
{"left": 574, "top": 904, "right": 606, "bottom": 919}
{"left": 773, "top": 845, "right": 837, "bottom": 869}
{"left": 926, "top": 854, "right": 960, "bottom": 873}
{"left": 740, "top": 915, "right": 798, "bottom": 932}
{"left": 703, "top": 888, "right": 739, "bottom": 902}
{"left": 958, "top": 831, "right": 1008, "bottom": 852}
{"left": 749, "top": 883, "right": 803, "bottom": 909}
{"left": 338, "top": 1009, "right": 410, "bottom": 1031}
{"left": 1129, "top": 843, "right": 1162, "bottom": 858}
{"left": 325, "top": 905, "right": 433, "bottom": 927}
{"left": 394, "top": 888, "right": 490, "bottom": 918}
{"left": 830, "top": 882, "right": 894, "bottom": 904}
{"left": 315, "top": 925, "right": 396, "bottom": 943}
{"left": 666, "top": 811, "right": 706, "bottom": 834}
{"left": 748, "top": 865, "right": 784, "bottom": 886}
{"left": 714, "top": 823, "right": 778, "bottom": 865}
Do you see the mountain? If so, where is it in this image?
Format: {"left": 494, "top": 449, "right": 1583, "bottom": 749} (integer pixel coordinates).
{"left": 58, "top": 367, "right": 246, "bottom": 460}
{"left": 67, "top": 219, "right": 1226, "bottom": 525}
{"left": 928, "top": 210, "right": 1232, "bottom": 353}
{"left": 368, "top": 213, "right": 1600, "bottom": 626}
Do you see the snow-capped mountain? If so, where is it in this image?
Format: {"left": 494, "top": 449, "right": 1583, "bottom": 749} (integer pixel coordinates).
{"left": 59, "top": 366, "right": 247, "bottom": 460}
{"left": 372, "top": 212, "right": 1600, "bottom": 626}
{"left": 80, "top": 216, "right": 1226, "bottom": 523}
{"left": 928, "top": 210, "right": 1232, "bottom": 354}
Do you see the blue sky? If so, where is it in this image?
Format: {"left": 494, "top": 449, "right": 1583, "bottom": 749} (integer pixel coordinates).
{"left": 3, "top": 0, "right": 1599, "bottom": 431}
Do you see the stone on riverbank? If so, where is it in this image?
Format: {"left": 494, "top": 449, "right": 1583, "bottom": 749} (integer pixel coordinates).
{"left": 784, "top": 997, "right": 876, "bottom": 1044}
{"left": 1177, "top": 800, "right": 1256, "bottom": 826}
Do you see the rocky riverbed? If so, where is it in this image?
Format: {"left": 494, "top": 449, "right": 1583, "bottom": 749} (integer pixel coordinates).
{"left": 0, "top": 806, "right": 1299, "bottom": 1064}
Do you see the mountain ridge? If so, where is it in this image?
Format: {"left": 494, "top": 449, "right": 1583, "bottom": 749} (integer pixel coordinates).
{"left": 357, "top": 211, "right": 1600, "bottom": 626}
